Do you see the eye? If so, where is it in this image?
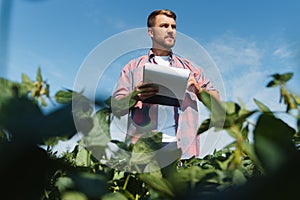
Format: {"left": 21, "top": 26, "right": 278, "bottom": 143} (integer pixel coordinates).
{"left": 160, "top": 24, "right": 169, "bottom": 28}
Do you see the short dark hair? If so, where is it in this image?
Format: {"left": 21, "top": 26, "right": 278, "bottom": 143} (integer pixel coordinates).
{"left": 147, "top": 9, "right": 176, "bottom": 27}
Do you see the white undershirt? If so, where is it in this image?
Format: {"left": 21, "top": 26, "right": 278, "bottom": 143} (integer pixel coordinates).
{"left": 154, "top": 56, "right": 177, "bottom": 143}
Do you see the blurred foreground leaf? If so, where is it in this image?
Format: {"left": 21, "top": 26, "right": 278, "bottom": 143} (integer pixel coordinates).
{"left": 254, "top": 113, "right": 297, "bottom": 172}
{"left": 266, "top": 72, "right": 293, "bottom": 87}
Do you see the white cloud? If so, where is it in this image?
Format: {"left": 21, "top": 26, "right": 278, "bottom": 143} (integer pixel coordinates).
{"left": 273, "top": 46, "right": 294, "bottom": 59}
{"left": 203, "top": 33, "right": 299, "bottom": 126}
{"left": 206, "top": 35, "right": 262, "bottom": 74}
{"left": 204, "top": 34, "right": 266, "bottom": 104}
{"left": 197, "top": 34, "right": 299, "bottom": 151}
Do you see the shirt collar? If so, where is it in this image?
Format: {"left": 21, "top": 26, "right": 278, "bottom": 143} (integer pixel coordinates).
{"left": 148, "top": 48, "right": 174, "bottom": 65}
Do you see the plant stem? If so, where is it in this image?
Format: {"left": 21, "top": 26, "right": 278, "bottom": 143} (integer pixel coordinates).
{"left": 123, "top": 175, "right": 130, "bottom": 190}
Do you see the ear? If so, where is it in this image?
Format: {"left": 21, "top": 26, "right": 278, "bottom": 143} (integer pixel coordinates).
{"left": 148, "top": 27, "right": 154, "bottom": 38}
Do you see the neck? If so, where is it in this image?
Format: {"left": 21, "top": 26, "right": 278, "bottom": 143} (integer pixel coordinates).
{"left": 151, "top": 48, "right": 171, "bottom": 56}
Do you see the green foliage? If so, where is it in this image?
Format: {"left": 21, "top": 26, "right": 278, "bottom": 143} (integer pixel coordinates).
{"left": 23, "top": 67, "right": 50, "bottom": 106}
{"left": 266, "top": 72, "right": 293, "bottom": 87}
{"left": 254, "top": 114, "right": 297, "bottom": 173}
{"left": 0, "top": 69, "right": 299, "bottom": 199}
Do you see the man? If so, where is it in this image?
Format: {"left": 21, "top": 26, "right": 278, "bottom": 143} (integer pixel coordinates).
{"left": 112, "top": 9, "right": 220, "bottom": 160}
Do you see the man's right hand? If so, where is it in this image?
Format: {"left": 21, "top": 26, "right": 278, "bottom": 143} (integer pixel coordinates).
{"left": 134, "top": 83, "right": 159, "bottom": 101}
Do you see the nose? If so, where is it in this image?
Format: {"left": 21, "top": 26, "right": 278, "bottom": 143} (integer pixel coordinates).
{"left": 167, "top": 26, "right": 174, "bottom": 34}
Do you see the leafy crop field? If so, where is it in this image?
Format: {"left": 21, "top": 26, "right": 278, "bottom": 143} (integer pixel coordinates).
{"left": 0, "top": 68, "right": 299, "bottom": 200}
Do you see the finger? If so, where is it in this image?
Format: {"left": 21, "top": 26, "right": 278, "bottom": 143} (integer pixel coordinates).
{"left": 140, "top": 87, "right": 159, "bottom": 93}
{"left": 139, "top": 92, "right": 158, "bottom": 101}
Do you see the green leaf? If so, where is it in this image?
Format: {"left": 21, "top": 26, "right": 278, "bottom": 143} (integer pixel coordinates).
{"left": 236, "top": 110, "right": 257, "bottom": 125}
{"left": 130, "top": 132, "right": 163, "bottom": 165}
{"left": 0, "top": 97, "right": 44, "bottom": 143}
{"left": 232, "top": 169, "right": 247, "bottom": 186}
{"left": 21, "top": 73, "right": 32, "bottom": 84}
{"left": 112, "top": 171, "right": 125, "bottom": 181}
{"left": 272, "top": 72, "right": 293, "bottom": 82}
{"left": 0, "top": 78, "right": 20, "bottom": 101}
{"left": 292, "top": 94, "right": 300, "bottom": 105}
{"left": 178, "top": 166, "right": 215, "bottom": 185}
{"left": 36, "top": 67, "right": 43, "bottom": 82}
{"left": 55, "top": 90, "right": 74, "bottom": 104}
{"left": 223, "top": 101, "right": 240, "bottom": 115}
{"left": 21, "top": 73, "right": 34, "bottom": 92}
{"left": 143, "top": 161, "right": 162, "bottom": 177}
{"left": 139, "top": 174, "right": 175, "bottom": 198}
{"left": 199, "top": 90, "right": 213, "bottom": 109}
{"left": 101, "top": 192, "right": 127, "bottom": 200}
{"left": 200, "top": 91, "right": 226, "bottom": 129}
{"left": 96, "top": 107, "right": 111, "bottom": 135}
{"left": 109, "top": 92, "right": 138, "bottom": 118}
{"left": 253, "top": 98, "right": 272, "bottom": 113}
{"left": 197, "top": 118, "right": 211, "bottom": 134}
{"left": 55, "top": 177, "right": 74, "bottom": 192}
{"left": 75, "top": 147, "right": 91, "bottom": 167}
{"left": 72, "top": 94, "right": 93, "bottom": 120}
{"left": 40, "top": 104, "right": 78, "bottom": 140}
{"left": 241, "top": 124, "right": 249, "bottom": 141}
{"left": 266, "top": 80, "right": 278, "bottom": 87}
{"left": 266, "top": 72, "right": 293, "bottom": 87}
{"left": 254, "top": 114, "right": 296, "bottom": 172}
{"left": 237, "top": 98, "right": 247, "bottom": 110}
{"left": 43, "top": 136, "right": 68, "bottom": 146}
{"left": 61, "top": 191, "right": 88, "bottom": 200}
{"left": 223, "top": 101, "right": 256, "bottom": 130}
{"left": 83, "top": 112, "right": 110, "bottom": 148}
{"left": 71, "top": 172, "right": 108, "bottom": 198}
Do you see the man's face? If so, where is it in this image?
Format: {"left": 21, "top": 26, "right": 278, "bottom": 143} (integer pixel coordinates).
{"left": 148, "top": 14, "right": 177, "bottom": 50}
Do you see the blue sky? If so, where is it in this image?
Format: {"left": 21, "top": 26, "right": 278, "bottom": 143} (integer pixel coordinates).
{"left": 1, "top": 0, "right": 300, "bottom": 154}
{"left": 3, "top": 0, "right": 299, "bottom": 102}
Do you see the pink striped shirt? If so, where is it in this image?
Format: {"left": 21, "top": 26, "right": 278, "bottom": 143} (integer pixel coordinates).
{"left": 112, "top": 49, "right": 217, "bottom": 159}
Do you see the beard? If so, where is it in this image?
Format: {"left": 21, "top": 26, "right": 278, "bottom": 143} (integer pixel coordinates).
{"left": 154, "top": 37, "right": 176, "bottom": 50}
